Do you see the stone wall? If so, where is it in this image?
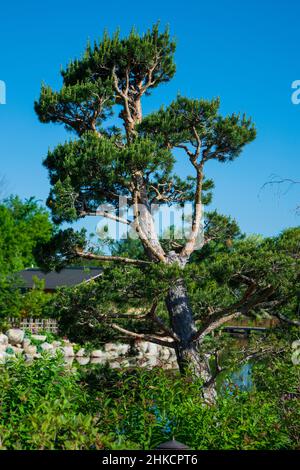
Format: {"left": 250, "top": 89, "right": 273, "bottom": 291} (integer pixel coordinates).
{"left": 0, "top": 329, "right": 178, "bottom": 369}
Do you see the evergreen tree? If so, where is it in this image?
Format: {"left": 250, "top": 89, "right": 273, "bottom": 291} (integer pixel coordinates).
{"left": 35, "top": 24, "right": 298, "bottom": 399}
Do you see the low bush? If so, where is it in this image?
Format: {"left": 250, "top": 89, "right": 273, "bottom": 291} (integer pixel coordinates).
{"left": 0, "top": 353, "right": 299, "bottom": 450}
{"left": 0, "top": 354, "right": 104, "bottom": 450}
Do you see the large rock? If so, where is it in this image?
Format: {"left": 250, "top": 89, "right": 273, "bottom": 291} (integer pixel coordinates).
{"left": 114, "top": 344, "right": 130, "bottom": 356}
{"left": 110, "top": 361, "right": 121, "bottom": 369}
{"left": 138, "top": 341, "right": 149, "bottom": 354}
{"left": 76, "top": 357, "right": 90, "bottom": 366}
{"left": 13, "top": 347, "right": 24, "bottom": 356}
{"left": 145, "top": 356, "right": 158, "bottom": 368}
{"left": 147, "top": 342, "right": 158, "bottom": 356}
{"left": 6, "top": 329, "right": 25, "bottom": 345}
{"left": 40, "top": 342, "right": 54, "bottom": 353}
{"left": 91, "top": 349, "right": 106, "bottom": 358}
{"left": 0, "top": 333, "right": 8, "bottom": 345}
{"left": 24, "top": 354, "right": 34, "bottom": 362}
{"left": 24, "top": 344, "right": 37, "bottom": 355}
{"left": 90, "top": 357, "right": 107, "bottom": 364}
{"left": 22, "top": 338, "right": 31, "bottom": 349}
{"left": 76, "top": 348, "right": 87, "bottom": 357}
{"left": 159, "top": 347, "right": 171, "bottom": 360}
{"left": 0, "top": 351, "right": 7, "bottom": 364}
{"left": 60, "top": 346, "right": 74, "bottom": 357}
{"left": 104, "top": 343, "right": 117, "bottom": 353}
{"left": 104, "top": 343, "right": 130, "bottom": 356}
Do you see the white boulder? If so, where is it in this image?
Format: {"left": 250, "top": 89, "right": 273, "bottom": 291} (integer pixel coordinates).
{"left": 22, "top": 338, "right": 31, "bottom": 349}
{"left": 104, "top": 343, "right": 117, "bottom": 353}
{"left": 147, "top": 342, "right": 158, "bottom": 356}
{"left": 91, "top": 349, "right": 106, "bottom": 358}
{"left": 40, "top": 342, "right": 54, "bottom": 353}
{"left": 60, "top": 346, "right": 74, "bottom": 357}
{"left": 24, "top": 344, "right": 37, "bottom": 355}
{"left": 0, "top": 351, "right": 7, "bottom": 364}
{"left": 76, "top": 357, "right": 90, "bottom": 366}
{"left": 0, "top": 333, "right": 8, "bottom": 345}
{"left": 76, "top": 348, "right": 86, "bottom": 357}
{"left": 114, "top": 343, "right": 130, "bottom": 355}
{"left": 6, "top": 329, "right": 25, "bottom": 345}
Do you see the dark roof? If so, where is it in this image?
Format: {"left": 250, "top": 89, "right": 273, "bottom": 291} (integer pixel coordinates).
{"left": 18, "top": 267, "right": 103, "bottom": 290}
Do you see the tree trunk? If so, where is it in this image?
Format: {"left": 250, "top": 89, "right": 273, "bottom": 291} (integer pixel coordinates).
{"left": 166, "top": 278, "right": 216, "bottom": 403}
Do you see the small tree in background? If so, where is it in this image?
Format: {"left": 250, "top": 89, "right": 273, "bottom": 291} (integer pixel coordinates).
{"left": 35, "top": 24, "right": 299, "bottom": 400}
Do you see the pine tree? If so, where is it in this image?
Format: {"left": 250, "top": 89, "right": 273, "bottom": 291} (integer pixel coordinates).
{"left": 34, "top": 24, "right": 270, "bottom": 400}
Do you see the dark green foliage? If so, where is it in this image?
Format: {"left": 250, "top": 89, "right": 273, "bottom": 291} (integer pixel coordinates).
{"left": 35, "top": 81, "right": 114, "bottom": 135}
{"left": 138, "top": 95, "right": 256, "bottom": 162}
{"left": 49, "top": 227, "right": 300, "bottom": 345}
{"left": 0, "top": 352, "right": 298, "bottom": 450}
{"left": 35, "top": 23, "right": 256, "bottom": 271}
{"left": 187, "top": 227, "right": 300, "bottom": 323}
{"left": 0, "top": 355, "right": 102, "bottom": 450}
{"left": 61, "top": 24, "right": 176, "bottom": 100}
{"left": 83, "top": 358, "right": 299, "bottom": 450}
{"left": 34, "top": 228, "right": 87, "bottom": 271}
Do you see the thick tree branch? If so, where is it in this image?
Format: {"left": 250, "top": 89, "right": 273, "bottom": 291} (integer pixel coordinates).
{"left": 132, "top": 188, "right": 167, "bottom": 263}
{"left": 79, "top": 209, "right": 130, "bottom": 225}
{"left": 192, "top": 312, "right": 242, "bottom": 343}
{"left": 180, "top": 165, "right": 204, "bottom": 258}
{"left": 75, "top": 249, "right": 151, "bottom": 266}
{"left": 110, "top": 323, "right": 176, "bottom": 348}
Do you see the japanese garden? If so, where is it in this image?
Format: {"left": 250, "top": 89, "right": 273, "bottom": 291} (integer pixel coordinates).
{"left": 0, "top": 18, "right": 299, "bottom": 452}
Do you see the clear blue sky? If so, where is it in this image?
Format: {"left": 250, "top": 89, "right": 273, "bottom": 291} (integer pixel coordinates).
{"left": 0, "top": 0, "right": 299, "bottom": 237}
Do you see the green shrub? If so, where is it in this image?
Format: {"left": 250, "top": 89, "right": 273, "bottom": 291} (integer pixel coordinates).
{"left": 0, "top": 353, "right": 298, "bottom": 450}
{"left": 82, "top": 365, "right": 299, "bottom": 450}
{"left": 0, "top": 355, "right": 104, "bottom": 449}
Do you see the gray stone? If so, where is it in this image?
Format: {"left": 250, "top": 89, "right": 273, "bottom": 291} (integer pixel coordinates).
{"left": 145, "top": 356, "right": 158, "bottom": 368}
{"left": 0, "top": 351, "right": 7, "bottom": 363}
{"left": 90, "top": 357, "right": 107, "bottom": 365}
{"left": 22, "top": 338, "right": 31, "bottom": 349}
{"left": 138, "top": 342, "right": 149, "bottom": 354}
{"left": 115, "top": 344, "right": 130, "bottom": 355}
{"left": 0, "top": 333, "right": 8, "bottom": 346}
{"left": 24, "top": 354, "right": 34, "bottom": 362}
{"left": 13, "top": 347, "right": 24, "bottom": 356}
{"left": 24, "top": 344, "right": 37, "bottom": 355}
{"left": 147, "top": 342, "right": 158, "bottom": 356}
{"left": 110, "top": 361, "right": 121, "bottom": 369}
{"left": 91, "top": 349, "right": 106, "bottom": 358}
{"left": 63, "top": 357, "right": 74, "bottom": 367}
{"left": 76, "top": 357, "right": 90, "bottom": 366}
{"left": 6, "top": 329, "right": 25, "bottom": 345}
{"left": 40, "top": 342, "right": 54, "bottom": 353}
{"left": 104, "top": 342, "right": 117, "bottom": 352}
{"left": 76, "top": 348, "right": 86, "bottom": 357}
{"left": 60, "top": 345, "right": 74, "bottom": 357}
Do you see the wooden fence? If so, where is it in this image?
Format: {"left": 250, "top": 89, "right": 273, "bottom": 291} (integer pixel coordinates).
{"left": 7, "top": 318, "right": 58, "bottom": 334}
